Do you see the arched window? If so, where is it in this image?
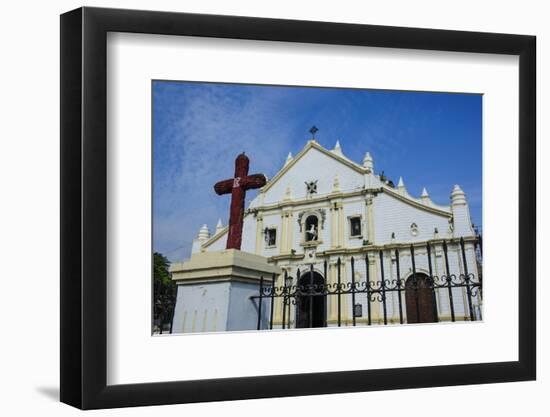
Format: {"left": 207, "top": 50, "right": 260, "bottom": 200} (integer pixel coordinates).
{"left": 298, "top": 209, "right": 325, "bottom": 245}
{"left": 304, "top": 215, "right": 319, "bottom": 242}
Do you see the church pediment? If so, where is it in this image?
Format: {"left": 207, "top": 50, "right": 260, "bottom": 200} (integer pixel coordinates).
{"left": 253, "top": 141, "right": 369, "bottom": 207}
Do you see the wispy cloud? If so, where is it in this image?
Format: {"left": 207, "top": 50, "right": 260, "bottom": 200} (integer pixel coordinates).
{"left": 153, "top": 82, "right": 482, "bottom": 261}
{"left": 153, "top": 82, "right": 305, "bottom": 260}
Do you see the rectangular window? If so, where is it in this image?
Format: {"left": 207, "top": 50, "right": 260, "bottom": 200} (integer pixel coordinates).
{"left": 265, "top": 228, "right": 277, "bottom": 247}
{"left": 349, "top": 216, "right": 362, "bottom": 237}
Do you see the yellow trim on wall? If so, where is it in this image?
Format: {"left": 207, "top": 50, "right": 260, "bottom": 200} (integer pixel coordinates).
{"left": 273, "top": 274, "right": 284, "bottom": 323}
{"left": 280, "top": 212, "right": 287, "bottom": 254}
{"left": 382, "top": 186, "right": 451, "bottom": 217}
{"left": 255, "top": 214, "right": 263, "bottom": 255}
{"left": 287, "top": 212, "right": 294, "bottom": 253}
{"left": 338, "top": 206, "right": 345, "bottom": 248}
{"left": 328, "top": 262, "right": 337, "bottom": 321}
{"left": 202, "top": 225, "right": 228, "bottom": 249}
{"left": 341, "top": 261, "right": 349, "bottom": 321}
{"left": 246, "top": 186, "right": 451, "bottom": 219}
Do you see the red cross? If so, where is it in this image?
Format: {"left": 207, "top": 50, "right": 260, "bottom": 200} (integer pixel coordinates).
{"left": 214, "top": 153, "right": 266, "bottom": 250}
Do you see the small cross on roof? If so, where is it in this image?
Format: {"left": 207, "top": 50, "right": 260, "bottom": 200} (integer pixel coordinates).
{"left": 309, "top": 125, "right": 319, "bottom": 139}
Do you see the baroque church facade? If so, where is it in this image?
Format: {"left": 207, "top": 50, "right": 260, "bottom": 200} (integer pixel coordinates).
{"left": 172, "top": 139, "right": 482, "bottom": 331}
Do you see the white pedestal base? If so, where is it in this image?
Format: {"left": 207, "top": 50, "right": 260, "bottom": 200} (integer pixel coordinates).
{"left": 170, "top": 250, "right": 281, "bottom": 333}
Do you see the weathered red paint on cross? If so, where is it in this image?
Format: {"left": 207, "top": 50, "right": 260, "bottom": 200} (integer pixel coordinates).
{"left": 214, "top": 153, "right": 266, "bottom": 250}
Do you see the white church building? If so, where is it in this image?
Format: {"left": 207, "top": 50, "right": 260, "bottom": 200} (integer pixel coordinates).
{"left": 170, "top": 139, "right": 482, "bottom": 332}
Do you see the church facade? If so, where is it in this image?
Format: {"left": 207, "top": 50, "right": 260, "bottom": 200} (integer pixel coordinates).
{"left": 172, "top": 139, "right": 482, "bottom": 331}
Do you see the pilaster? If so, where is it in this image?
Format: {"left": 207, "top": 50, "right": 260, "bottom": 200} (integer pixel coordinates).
{"left": 341, "top": 260, "right": 350, "bottom": 323}
{"left": 255, "top": 213, "right": 264, "bottom": 255}
{"left": 330, "top": 201, "right": 344, "bottom": 248}
{"left": 287, "top": 212, "right": 294, "bottom": 253}
{"left": 328, "top": 261, "right": 338, "bottom": 321}
{"left": 366, "top": 194, "right": 375, "bottom": 244}
{"left": 280, "top": 212, "right": 287, "bottom": 254}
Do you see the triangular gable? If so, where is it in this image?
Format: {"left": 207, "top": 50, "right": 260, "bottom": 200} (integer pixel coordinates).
{"left": 261, "top": 140, "right": 366, "bottom": 194}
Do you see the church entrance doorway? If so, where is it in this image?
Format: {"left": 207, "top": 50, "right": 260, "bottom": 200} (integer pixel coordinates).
{"left": 296, "top": 271, "right": 326, "bottom": 328}
{"left": 405, "top": 273, "right": 438, "bottom": 323}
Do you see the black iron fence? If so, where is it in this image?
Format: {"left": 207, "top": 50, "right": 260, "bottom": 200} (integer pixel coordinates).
{"left": 253, "top": 237, "right": 482, "bottom": 330}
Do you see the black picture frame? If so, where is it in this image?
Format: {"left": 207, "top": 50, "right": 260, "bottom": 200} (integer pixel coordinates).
{"left": 60, "top": 6, "right": 536, "bottom": 410}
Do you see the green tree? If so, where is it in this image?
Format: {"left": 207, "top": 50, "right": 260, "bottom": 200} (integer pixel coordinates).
{"left": 153, "top": 252, "right": 176, "bottom": 333}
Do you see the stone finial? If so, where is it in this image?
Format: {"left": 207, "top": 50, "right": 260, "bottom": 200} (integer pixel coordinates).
{"left": 332, "top": 174, "right": 340, "bottom": 192}
{"left": 451, "top": 184, "right": 467, "bottom": 205}
{"left": 284, "top": 184, "right": 292, "bottom": 200}
{"left": 421, "top": 187, "right": 431, "bottom": 204}
{"left": 363, "top": 152, "right": 374, "bottom": 173}
{"left": 397, "top": 176, "right": 405, "bottom": 188}
{"left": 216, "top": 218, "right": 224, "bottom": 234}
{"left": 285, "top": 152, "right": 293, "bottom": 166}
{"left": 332, "top": 140, "right": 343, "bottom": 156}
{"left": 197, "top": 224, "right": 211, "bottom": 241}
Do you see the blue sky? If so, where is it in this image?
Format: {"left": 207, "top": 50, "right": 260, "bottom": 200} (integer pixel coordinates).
{"left": 153, "top": 81, "right": 482, "bottom": 261}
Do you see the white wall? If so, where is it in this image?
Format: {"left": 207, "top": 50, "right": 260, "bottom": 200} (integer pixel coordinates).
{"left": 0, "top": 1, "right": 546, "bottom": 417}
{"left": 259, "top": 147, "right": 365, "bottom": 205}
{"left": 373, "top": 192, "right": 452, "bottom": 244}
{"left": 173, "top": 280, "right": 266, "bottom": 332}
{"left": 172, "top": 282, "right": 231, "bottom": 333}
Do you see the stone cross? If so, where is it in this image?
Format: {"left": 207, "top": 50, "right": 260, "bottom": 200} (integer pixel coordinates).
{"left": 214, "top": 153, "right": 266, "bottom": 250}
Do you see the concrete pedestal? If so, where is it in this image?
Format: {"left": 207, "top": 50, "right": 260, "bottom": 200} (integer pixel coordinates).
{"left": 170, "top": 250, "right": 281, "bottom": 333}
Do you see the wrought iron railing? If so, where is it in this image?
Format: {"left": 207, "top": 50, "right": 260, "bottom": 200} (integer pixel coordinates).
{"left": 252, "top": 237, "right": 482, "bottom": 330}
